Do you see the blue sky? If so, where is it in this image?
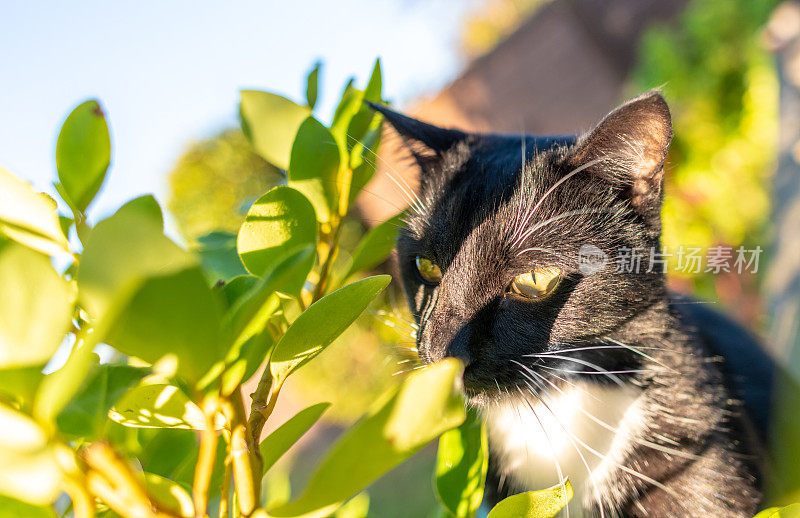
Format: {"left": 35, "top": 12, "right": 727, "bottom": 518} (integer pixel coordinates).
{"left": 0, "top": 1, "right": 477, "bottom": 231}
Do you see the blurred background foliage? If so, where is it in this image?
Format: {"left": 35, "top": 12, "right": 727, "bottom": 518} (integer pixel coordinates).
{"left": 167, "top": 129, "right": 281, "bottom": 243}
{"left": 633, "top": 0, "right": 779, "bottom": 310}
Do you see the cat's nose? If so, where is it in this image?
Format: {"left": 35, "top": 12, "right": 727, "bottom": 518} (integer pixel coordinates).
{"left": 421, "top": 322, "right": 472, "bottom": 366}
{"left": 444, "top": 325, "right": 472, "bottom": 366}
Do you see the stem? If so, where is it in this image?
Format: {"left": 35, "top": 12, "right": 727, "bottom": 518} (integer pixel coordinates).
{"left": 81, "top": 442, "right": 177, "bottom": 518}
{"left": 247, "top": 370, "right": 284, "bottom": 454}
{"left": 226, "top": 392, "right": 261, "bottom": 517}
{"left": 219, "top": 446, "right": 232, "bottom": 518}
{"left": 193, "top": 405, "right": 219, "bottom": 518}
{"left": 312, "top": 217, "right": 343, "bottom": 302}
{"left": 63, "top": 476, "right": 94, "bottom": 518}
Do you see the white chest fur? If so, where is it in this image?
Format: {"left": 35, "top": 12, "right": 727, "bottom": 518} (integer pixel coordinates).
{"left": 482, "top": 382, "right": 644, "bottom": 516}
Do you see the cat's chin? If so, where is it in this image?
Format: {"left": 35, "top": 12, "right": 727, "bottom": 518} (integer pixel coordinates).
{"left": 463, "top": 386, "right": 509, "bottom": 407}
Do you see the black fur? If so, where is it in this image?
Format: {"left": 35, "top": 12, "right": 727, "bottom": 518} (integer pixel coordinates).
{"left": 371, "top": 93, "right": 774, "bottom": 517}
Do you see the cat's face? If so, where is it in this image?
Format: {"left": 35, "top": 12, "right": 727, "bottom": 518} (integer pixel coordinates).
{"left": 372, "top": 93, "right": 672, "bottom": 404}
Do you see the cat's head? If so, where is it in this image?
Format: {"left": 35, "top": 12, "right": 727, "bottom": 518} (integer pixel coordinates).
{"left": 371, "top": 92, "right": 672, "bottom": 403}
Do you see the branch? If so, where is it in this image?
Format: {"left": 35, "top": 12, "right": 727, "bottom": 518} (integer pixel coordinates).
{"left": 193, "top": 400, "right": 220, "bottom": 518}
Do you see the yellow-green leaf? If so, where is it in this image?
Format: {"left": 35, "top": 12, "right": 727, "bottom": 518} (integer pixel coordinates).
{"left": 0, "top": 244, "right": 74, "bottom": 369}
{"left": 343, "top": 212, "right": 403, "bottom": 280}
{"left": 288, "top": 117, "right": 340, "bottom": 222}
{"left": 754, "top": 504, "right": 800, "bottom": 518}
{"left": 487, "top": 480, "right": 573, "bottom": 518}
{"left": 0, "top": 167, "right": 70, "bottom": 257}
{"left": 269, "top": 275, "right": 390, "bottom": 382}
{"left": 435, "top": 407, "right": 488, "bottom": 518}
{"left": 260, "top": 402, "right": 331, "bottom": 475}
{"left": 55, "top": 99, "right": 111, "bottom": 212}
{"left": 144, "top": 472, "right": 194, "bottom": 518}
{"left": 237, "top": 186, "right": 317, "bottom": 281}
{"left": 109, "top": 383, "right": 222, "bottom": 430}
{"left": 240, "top": 91, "right": 312, "bottom": 170}
{"left": 267, "top": 358, "right": 466, "bottom": 518}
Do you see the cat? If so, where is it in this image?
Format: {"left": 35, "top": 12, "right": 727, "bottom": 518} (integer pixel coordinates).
{"left": 368, "top": 92, "right": 774, "bottom": 517}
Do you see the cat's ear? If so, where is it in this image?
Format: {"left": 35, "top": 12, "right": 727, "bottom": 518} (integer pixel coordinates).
{"left": 567, "top": 91, "right": 672, "bottom": 221}
{"left": 367, "top": 102, "right": 466, "bottom": 174}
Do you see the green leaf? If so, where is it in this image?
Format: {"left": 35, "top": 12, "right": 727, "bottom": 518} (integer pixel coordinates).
{"left": 104, "top": 267, "right": 225, "bottom": 383}
{"left": 267, "top": 358, "right": 466, "bottom": 518}
{"left": 348, "top": 124, "right": 382, "bottom": 204}
{"left": 221, "top": 246, "right": 316, "bottom": 392}
{"left": 754, "top": 505, "right": 800, "bottom": 518}
{"left": 487, "top": 480, "right": 573, "bottom": 518}
{"left": 335, "top": 493, "right": 370, "bottom": 518}
{"left": 144, "top": 472, "right": 194, "bottom": 518}
{"left": 330, "top": 88, "right": 364, "bottom": 152}
{"left": 237, "top": 186, "right": 317, "bottom": 279}
{"left": 34, "top": 345, "right": 99, "bottom": 423}
{"left": 56, "top": 364, "right": 148, "bottom": 439}
{"left": 435, "top": 407, "right": 488, "bottom": 518}
{"left": 0, "top": 365, "right": 43, "bottom": 407}
{"left": 77, "top": 202, "right": 194, "bottom": 322}
{"left": 269, "top": 275, "right": 390, "bottom": 382}
{"left": 195, "top": 231, "right": 248, "bottom": 283}
{"left": 343, "top": 212, "right": 403, "bottom": 280}
{"left": 0, "top": 244, "right": 74, "bottom": 369}
{"left": 114, "top": 195, "right": 164, "bottom": 230}
{"left": 0, "top": 494, "right": 57, "bottom": 518}
{"left": 364, "top": 58, "right": 382, "bottom": 103}
{"left": 0, "top": 166, "right": 70, "bottom": 257}
{"left": 109, "top": 383, "right": 221, "bottom": 430}
{"left": 288, "top": 117, "right": 341, "bottom": 223}
{"left": 259, "top": 402, "right": 331, "bottom": 475}
{"left": 240, "top": 91, "right": 312, "bottom": 170}
{"left": 0, "top": 403, "right": 62, "bottom": 505}
{"left": 306, "top": 62, "right": 321, "bottom": 110}
{"left": 55, "top": 100, "right": 111, "bottom": 212}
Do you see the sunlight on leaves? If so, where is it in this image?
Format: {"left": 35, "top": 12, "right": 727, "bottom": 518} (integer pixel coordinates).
{"left": 0, "top": 244, "right": 74, "bottom": 369}
{"left": 267, "top": 358, "right": 466, "bottom": 518}
{"left": 0, "top": 167, "right": 70, "bottom": 257}
{"left": 240, "top": 91, "right": 312, "bottom": 170}
{"left": 487, "top": 479, "right": 573, "bottom": 518}
{"left": 288, "top": 117, "right": 341, "bottom": 223}
{"left": 237, "top": 186, "right": 317, "bottom": 279}
{"left": 269, "top": 275, "right": 390, "bottom": 383}
{"left": 109, "top": 383, "right": 223, "bottom": 430}
{"left": 435, "top": 407, "right": 488, "bottom": 518}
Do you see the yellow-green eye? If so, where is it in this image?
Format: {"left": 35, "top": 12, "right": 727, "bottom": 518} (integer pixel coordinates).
{"left": 509, "top": 266, "right": 563, "bottom": 300}
{"left": 415, "top": 256, "right": 442, "bottom": 285}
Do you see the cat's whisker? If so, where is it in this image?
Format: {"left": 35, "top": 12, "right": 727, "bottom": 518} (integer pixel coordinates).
{"left": 514, "top": 367, "right": 683, "bottom": 506}
{"left": 535, "top": 345, "right": 672, "bottom": 355}
{"left": 391, "top": 364, "right": 427, "bottom": 376}
{"left": 601, "top": 337, "right": 678, "bottom": 373}
{"left": 539, "top": 366, "right": 649, "bottom": 376}
{"left": 515, "top": 208, "right": 614, "bottom": 249}
{"left": 516, "top": 361, "right": 712, "bottom": 466}
{"left": 524, "top": 354, "right": 627, "bottom": 387}
{"left": 342, "top": 131, "right": 428, "bottom": 217}
{"left": 512, "top": 157, "right": 608, "bottom": 248}
{"left": 512, "top": 385, "right": 571, "bottom": 518}
{"left": 512, "top": 368, "right": 604, "bottom": 518}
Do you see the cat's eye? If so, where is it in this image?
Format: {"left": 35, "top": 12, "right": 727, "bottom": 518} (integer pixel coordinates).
{"left": 509, "top": 266, "right": 563, "bottom": 300}
{"left": 415, "top": 256, "right": 442, "bottom": 285}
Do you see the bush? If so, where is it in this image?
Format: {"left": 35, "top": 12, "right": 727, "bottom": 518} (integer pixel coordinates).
{"left": 0, "top": 62, "right": 573, "bottom": 518}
